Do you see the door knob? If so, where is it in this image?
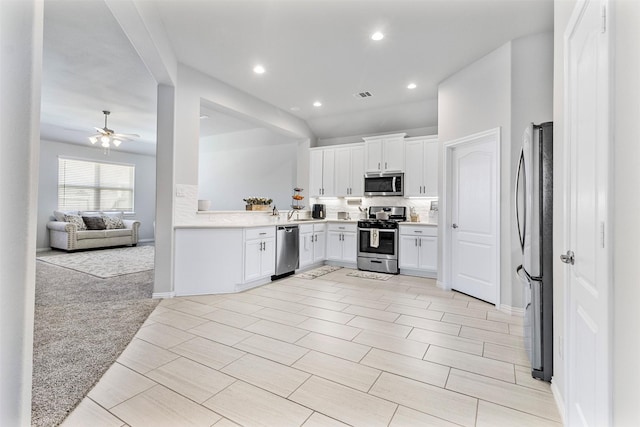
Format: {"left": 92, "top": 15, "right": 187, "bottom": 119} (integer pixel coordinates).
{"left": 560, "top": 250, "right": 575, "bottom": 265}
{"left": 452, "top": 223, "right": 459, "bottom": 229}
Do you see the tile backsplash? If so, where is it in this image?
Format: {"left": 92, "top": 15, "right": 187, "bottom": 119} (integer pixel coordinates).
{"left": 309, "top": 196, "right": 438, "bottom": 222}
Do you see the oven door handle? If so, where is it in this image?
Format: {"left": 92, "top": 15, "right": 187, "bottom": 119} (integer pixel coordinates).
{"left": 358, "top": 228, "right": 397, "bottom": 233}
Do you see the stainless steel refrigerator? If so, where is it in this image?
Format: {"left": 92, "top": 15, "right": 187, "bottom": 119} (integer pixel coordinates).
{"left": 515, "top": 121, "right": 553, "bottom": 382}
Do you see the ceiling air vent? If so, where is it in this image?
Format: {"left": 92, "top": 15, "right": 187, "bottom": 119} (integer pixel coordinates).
{"left": 354, "top": 91, "right": 373, "bottom": 99}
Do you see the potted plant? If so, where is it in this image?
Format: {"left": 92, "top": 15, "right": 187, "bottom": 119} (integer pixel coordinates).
{"left": 243, "top": 197, "right": 273, "bottom": 211}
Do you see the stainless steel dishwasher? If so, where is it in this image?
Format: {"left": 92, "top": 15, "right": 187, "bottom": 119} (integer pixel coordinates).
{"left": 272, "top": 225, "right": 299, "bottom": 280}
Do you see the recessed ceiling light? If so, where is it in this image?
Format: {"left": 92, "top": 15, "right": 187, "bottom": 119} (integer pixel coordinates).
{"left": 407, "top": 83, "right": 417, "bottom": 90}
{"left": 253, "top": 65, "right": 265, "bottom": 74}
{"left": 199, "top": 114, "right": 210, "bottom": 119}
{"left": 371, "top": 31, "right": 384, "bottom": 41}
{"left": 313, "top": 101, "right": 322, "bottom": 107}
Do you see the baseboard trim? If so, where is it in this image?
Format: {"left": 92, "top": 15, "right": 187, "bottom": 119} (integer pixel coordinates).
{"left": 436, "top": 280, "right": 449, "bottom": 290}
{"left": 400, "top": 268, "right": 437, "bottom": 279}
{"left": 550, "top": 380, "right": 566, "bottom": 424}
{"left": 152, "top": 291, "right": 175, "bottom": 299}
{"left": 138, "top": 238, "right": 154, "bottom": 244}
{"left": 36, "top": 247, "right": 52, "bottom": 253}
{"left": 499, "top": 304, "right": 525, "bottom": 317}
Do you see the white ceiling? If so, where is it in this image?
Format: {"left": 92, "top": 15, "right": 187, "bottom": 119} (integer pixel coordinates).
{"left": 40, "top": 0, "right": 553, "bottom": 154}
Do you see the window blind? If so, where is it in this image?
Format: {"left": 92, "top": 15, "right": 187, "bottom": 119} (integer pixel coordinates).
{"left": 58, "top": 157, "right": 135, "bottom": 211}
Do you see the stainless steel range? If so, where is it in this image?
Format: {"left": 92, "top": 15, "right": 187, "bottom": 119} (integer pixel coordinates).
{"left": 357, "top": 206, "right": 406, "bottom": 274}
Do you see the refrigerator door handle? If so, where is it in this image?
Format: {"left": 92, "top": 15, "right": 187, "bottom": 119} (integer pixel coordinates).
{"left": 515, "top": 149, "right": 526, "bottom": 251}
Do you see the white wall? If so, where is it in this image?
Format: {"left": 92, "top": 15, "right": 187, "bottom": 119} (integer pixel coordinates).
{"left": 199, "top": 128, "right": 300, "bottom": 211}
{"left": 437, "top": 42, "right": 513, "bottom": 305}
{"left": 611, "top": 1, "right": 640, "bottom": 424}
{"left": 437, "top": 32, "right": 553, "bottom": 310}
{"left": 37, "top": 139, "right": 157, "bottom": 250}
{"left": 0, "top": 0, "right": 42, "bottom": 424}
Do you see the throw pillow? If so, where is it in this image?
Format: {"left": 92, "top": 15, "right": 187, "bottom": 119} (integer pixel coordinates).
{"left": 63, "top": 214, "right": 87, "bottom": 230}
{"left": 54, "top": 210, "right": 78, "bottom": 222}
{"left": 101, "top": 215, "right": 125, "bottom": 229}
{"left": 82, "top": 216, "right": 106, "bottom": 230}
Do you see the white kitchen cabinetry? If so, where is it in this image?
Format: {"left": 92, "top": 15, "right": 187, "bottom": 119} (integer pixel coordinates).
{"left": 310, "top": 148, "right": 335, "bottom": 197}
{"left": 405, "top": 136, "right": 439, "bottom": 197}
{"left": 326, "top": 222, "right": 357, "bottom": 266}
{"left": 174, "top": 228, "right": 244, "bottom": 295}
{"left": 299, "top": 223, "right": 326, "bottom": 268}
{"left": 399, "top": 225, "right": 437, "bottom": 278}
{"left": 335, "top": 144, "right": 365, "bottom": 197}
{"left": 363, "top": 133, "right": 406, "bottom": 173}
{"left": 244, "top": 226, "right": 275, "bottom": 283}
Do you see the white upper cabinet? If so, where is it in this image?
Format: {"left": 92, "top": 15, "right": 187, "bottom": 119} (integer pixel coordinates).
{"left": 309, "top": 148, "right": 335, "bottom": 197}
{"left": 363, "top": 133, "right": 406, "bottom": 173}
{"left": 404, "top": 136, "right": 439, "bottom": 197}
{"left": 335, "top": 144, "right": 364, "bottom": 197}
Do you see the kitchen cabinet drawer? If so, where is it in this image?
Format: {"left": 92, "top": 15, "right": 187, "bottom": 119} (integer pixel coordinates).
{"left": 327, "top": 222, "right": 357, "bottom": 233}
{"left": 245, "top": 226, "right": 275, "bottom": 240}
{"left": 400, "top": 225, "right": 437, "bottom": 237}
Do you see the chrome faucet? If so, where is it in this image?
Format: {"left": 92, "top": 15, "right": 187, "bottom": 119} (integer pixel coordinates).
{"left": 287, "top": 209, "right": 297, "bottom": 221}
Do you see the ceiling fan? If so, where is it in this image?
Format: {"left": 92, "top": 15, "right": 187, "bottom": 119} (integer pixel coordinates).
{"left": 89, "top": 110, "right": 139, "bottom": 148}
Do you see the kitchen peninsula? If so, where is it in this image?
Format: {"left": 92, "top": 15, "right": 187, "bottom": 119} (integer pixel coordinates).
{"left": 173, "top": 210, "right": 437, "bottom": 297}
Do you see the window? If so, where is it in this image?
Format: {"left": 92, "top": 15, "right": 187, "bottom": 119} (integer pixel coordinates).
{"left": 58, "top": 157, "right": 135, "bottom": 212}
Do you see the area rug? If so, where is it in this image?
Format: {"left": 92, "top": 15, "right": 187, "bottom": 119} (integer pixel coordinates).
{"left": 347, "top": 271, "right": 393, "bottom": 281}
{"left": 36, "top": 245, "right": 154, "bottom": 278}
{"left": 32, "top": 260, "right": 159, "bottom": 427}
{"left": 295, "top": 265, "right": 342, "bottom": 279}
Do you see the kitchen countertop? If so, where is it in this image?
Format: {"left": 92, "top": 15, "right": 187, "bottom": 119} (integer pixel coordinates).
{"left": 175, "top": 217, "right": 437, "bottom": 229}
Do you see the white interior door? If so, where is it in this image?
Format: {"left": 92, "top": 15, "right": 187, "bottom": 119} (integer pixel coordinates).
{"left": 565, "top": 0, "right": 611, "bottom": 425}
{"left": 448, "top": 132, "right": 499, "bottom": 304}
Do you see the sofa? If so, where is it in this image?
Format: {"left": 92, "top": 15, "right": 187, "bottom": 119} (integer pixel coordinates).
{"left": 47, "top": 210, "right": 140, "bottom": 251}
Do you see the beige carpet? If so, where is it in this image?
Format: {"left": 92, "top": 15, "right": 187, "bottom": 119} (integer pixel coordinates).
{"left": 37, "top": 245, "right": 154, "bottom": 278}
{"left": 32, "top": 257, "right": 158, "bottom": 427}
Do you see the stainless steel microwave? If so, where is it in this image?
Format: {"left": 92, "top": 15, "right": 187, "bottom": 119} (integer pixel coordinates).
{"left": 364, "top": 172, "right": 404, "bottom": 196}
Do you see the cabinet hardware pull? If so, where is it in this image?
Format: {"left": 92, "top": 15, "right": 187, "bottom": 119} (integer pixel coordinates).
{"left": 378, "top": 162, "right": 381, "bottom": 170}
{"left": 259, "top": 232, "right": 267, "bottom": 235}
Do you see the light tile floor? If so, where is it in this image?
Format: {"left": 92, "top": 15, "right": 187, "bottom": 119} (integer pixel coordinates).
{"left": 62, "top": 268, "right": 562, "bottom": 427}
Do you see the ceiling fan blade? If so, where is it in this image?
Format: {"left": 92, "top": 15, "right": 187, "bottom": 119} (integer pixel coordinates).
{"left": 94, "top": 127, "right": 108, "bottom": 134}
{"left": 113, "top": 133, "right": 140, "bottom": 139}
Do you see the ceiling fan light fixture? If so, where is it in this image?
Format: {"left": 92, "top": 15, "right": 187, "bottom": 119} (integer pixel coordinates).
{"left": 90, "top": 110, "right": 138, "bottom": 152}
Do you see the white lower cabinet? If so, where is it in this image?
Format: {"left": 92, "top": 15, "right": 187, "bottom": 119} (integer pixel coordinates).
{"left": 327, "top": 222, "right": 357, "bottom": 265}
{"left": 399, "top": 225, "right": 437, "bottom": 277}
{"left": 244, "top": 226, "right": 275, "bottom": 282}
{"left": 299, "top": 223, "right": 326, "bottom": 268}
{"left": 174, "top": 228, "right": 244, "bottom": 296}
